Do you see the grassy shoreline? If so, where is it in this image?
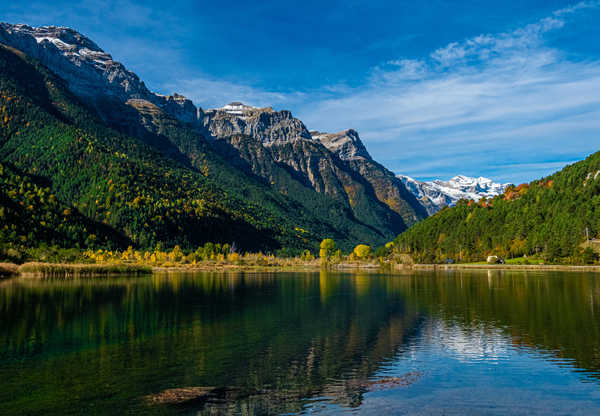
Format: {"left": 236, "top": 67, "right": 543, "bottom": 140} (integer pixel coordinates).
{"left": 3, "top": 261, "right": 600, "bottom": 278}
{"left": 0, "top": 260, "right": 380, "bottom": 278}
{"left": 11, "top": 262, "right": 152, "bottom": 278}
{"left": 402, "top": 263, "right": 600, "bottom": 272}
{"left": 0, "top": 262, "right": 19, "bottom": 277}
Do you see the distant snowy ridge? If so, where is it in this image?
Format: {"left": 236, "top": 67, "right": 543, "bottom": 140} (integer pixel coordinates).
{"left": 398, "top": 174, "right": 510, "bottom": 215}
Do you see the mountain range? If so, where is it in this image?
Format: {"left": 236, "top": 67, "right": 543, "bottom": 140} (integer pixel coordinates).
{"left": 0, "top": 23, "right": 427, "bottom": 253}
{"left": 396, "top": 154, "right": 600, "bottom": 263}
{"left": 0, "top": 22, "right": 596, "bottom": 263}
{"left": 398, "top": 175, "right": 510, "bottom": 215}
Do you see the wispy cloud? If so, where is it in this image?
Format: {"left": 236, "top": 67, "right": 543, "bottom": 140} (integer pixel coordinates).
{"left": 295, "top": 1, "right": 600, "bottom": 183}
{"left": 4, "top": 0, "right": 598, "bottom": 183}
{"left": 161, "top": 77, "right": 306, "bottom": 110}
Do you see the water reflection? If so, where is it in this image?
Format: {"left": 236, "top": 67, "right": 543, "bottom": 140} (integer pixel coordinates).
{"left": 0, "top": 270, "right": 599, "bottom": 414}
{"left": 392, "top": 271, "right": 600, "bottom": 378}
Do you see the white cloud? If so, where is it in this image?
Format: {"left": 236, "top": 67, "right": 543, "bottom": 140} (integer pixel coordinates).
{"left": 161, "top": 77, "right": 306, "bottom": 110}
{"left": 295, "top": 1, "right": 600, "bottom": 183}
{"left": 378, "top": 59, "right": 428, "bottom": 81}
{"left": 553, "top": 0, "right": 600, "bottom": 16}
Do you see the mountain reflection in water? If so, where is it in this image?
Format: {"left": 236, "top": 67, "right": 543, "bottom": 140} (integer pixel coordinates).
{"left": 0, "top": 270, "right": 599, "bottom": 414}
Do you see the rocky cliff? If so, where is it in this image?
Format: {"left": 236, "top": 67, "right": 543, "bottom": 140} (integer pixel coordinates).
{"left": 203, "top": 102, "right": 310, "bottom": 143}
{"left": 203, "top": 103, "right": 426, "bottom": 233}
{"left": 313, "top": 129, "right": 427, "bottom": 226}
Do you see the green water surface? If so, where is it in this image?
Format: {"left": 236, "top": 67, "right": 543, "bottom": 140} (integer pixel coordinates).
{"left": 1, "top": 270, "right": 600, "bottom": 415}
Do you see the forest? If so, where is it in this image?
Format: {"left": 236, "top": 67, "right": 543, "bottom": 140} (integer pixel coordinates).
{"left": 394, "top": 149, "right": 600, "bottom": 264}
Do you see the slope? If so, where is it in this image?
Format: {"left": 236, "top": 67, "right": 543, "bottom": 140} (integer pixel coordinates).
{"left": 395, "top": 152, "right": 600, "bottom": 263}
{"left": 0, "top": 161, "right": 131, "bottom": 259}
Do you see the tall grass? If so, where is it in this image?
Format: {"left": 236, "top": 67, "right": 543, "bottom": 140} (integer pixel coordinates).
{"left": 17, "top": 262, "right": 152, "bottom": 277}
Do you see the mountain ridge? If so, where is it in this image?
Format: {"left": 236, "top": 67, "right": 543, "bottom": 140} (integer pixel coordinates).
{"left": 202, "top": 101, "right": 417, "bottom": 234}
{"left": 398, "top": 174, "right": 510, "bottom": 215}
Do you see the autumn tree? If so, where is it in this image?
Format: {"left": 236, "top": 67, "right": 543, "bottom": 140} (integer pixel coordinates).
{"left": 353, "top": 244, "right": 372, "bottom": 260}
{"left": 319, "top": 239, "right": 336, "bottom": 263}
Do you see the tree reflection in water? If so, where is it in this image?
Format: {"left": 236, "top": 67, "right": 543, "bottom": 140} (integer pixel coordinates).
{"left": 0, "top": 270, "right": 599, "bottom": 414}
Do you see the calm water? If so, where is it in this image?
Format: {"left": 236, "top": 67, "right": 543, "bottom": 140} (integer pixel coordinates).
{"left": 1, "top": 270, "right": 600, "bottom": 415}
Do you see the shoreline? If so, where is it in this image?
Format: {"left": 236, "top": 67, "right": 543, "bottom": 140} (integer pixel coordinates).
{"left": 3, "top": 261, "right": 600, "bottom": 278}
{"left": 402, "top": 263, "right": 600, "bottom": 272}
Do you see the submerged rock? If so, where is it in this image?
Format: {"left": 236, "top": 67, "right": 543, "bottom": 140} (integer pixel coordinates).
{"left": 144, "top": 372, "right": 422, "bottom": 409}
{"left": 144, "top": 386, "right": 265, "bottom": 406}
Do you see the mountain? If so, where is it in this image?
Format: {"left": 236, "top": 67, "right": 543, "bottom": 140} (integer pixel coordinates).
{"left": 203, "top": 103, "right": 426, "bottom": 236}
{"left": 398, "top": 174, "right": 510, "bottom": 215}
{"left": 0, "top": 37, "right": 370, "bottom": 254}
{"left": 312, "top": 129, "right": 427, "bottom": 225}
{"left": 0, "top": 23, "right": 424, "bottom": 252}
{"left": 0, "top": 42, "right": 295, "bottom": 253}
{"left": 395, "top": 154, "right": 600, "bottom": 263}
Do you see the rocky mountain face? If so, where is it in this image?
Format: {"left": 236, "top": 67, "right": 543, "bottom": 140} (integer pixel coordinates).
{"left": 0, "top": 23, "right": 201, "bottom": 125}
{"left": 203, "top": 103, "right": 426, "bottom": 231}
{"left": 313, "top": 130, "right": 428, "bottom": 226}
{"left": 311, "top": 129, "right": 371, "bottom": 160}
{"left": 0, "top": 22, "right": 427, "bottom": 246}
{"left": 398, "top": 175, "right": 510, "bottom": 215}
{"left": 203, "top": 103, "right": 310, "bottom": 143}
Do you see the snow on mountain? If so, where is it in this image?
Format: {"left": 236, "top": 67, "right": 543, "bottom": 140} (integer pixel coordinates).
{"left": 220, "top": 102, "right": 259, "bottom": 115}
{"left": 398, "top": 174, "right": 510, "bottom": 215}
{"left": 0, "top": 23, "right": 201, "bottom": 124}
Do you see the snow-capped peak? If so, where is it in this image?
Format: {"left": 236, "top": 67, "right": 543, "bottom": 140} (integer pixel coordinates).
{"left": 219, "top": 102, "right": 258, "bottom": 115}
{"left": 4, "top": 24, "right": 104, "bottom": 53}
{"left": 398, "top": 174, "right": 510, "bottom": 215}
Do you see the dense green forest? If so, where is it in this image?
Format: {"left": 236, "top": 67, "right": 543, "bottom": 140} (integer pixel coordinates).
{"left": 395, "top": 150, "right": 600, "bottom": 264}
{"left": 0, "top": 162, "right": 131, "bottom": 255}
{"left": 0, "top": 44, "right": 395, "bottom": 259}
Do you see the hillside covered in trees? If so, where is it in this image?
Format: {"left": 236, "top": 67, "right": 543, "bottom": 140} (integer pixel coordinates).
{"left": 395, "top": 150, "right": 600, "bottom": 264}
{"left": 0, "top": 43, "right": 398, "bottom": 258}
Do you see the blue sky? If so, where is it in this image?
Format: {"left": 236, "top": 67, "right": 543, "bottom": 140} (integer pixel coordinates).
{"left": 3, "top": 1, "right": 600, "bottom": 183}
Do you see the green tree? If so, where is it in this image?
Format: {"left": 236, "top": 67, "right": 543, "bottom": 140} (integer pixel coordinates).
{"left": 582, "top": 247, "right": 598, "bottom": 264}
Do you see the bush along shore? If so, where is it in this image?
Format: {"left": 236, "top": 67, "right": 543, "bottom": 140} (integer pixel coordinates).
{"left": 0, "top": 262, "right": 152, "bottom": 278}
{"left": 0, "top": 240, "right": 387, "bottom": 277}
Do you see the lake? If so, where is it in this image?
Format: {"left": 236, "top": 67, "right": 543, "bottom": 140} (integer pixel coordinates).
{"left": 1, "top": 270, "right": 600, "bottom": 415}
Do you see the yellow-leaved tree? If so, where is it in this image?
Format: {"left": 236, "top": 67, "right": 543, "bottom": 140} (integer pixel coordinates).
{"left": 353, "top": 244, "right": 372, "bottom": 260}
{"left": 319, "top": 239, "right": 336, "bottom": 264}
